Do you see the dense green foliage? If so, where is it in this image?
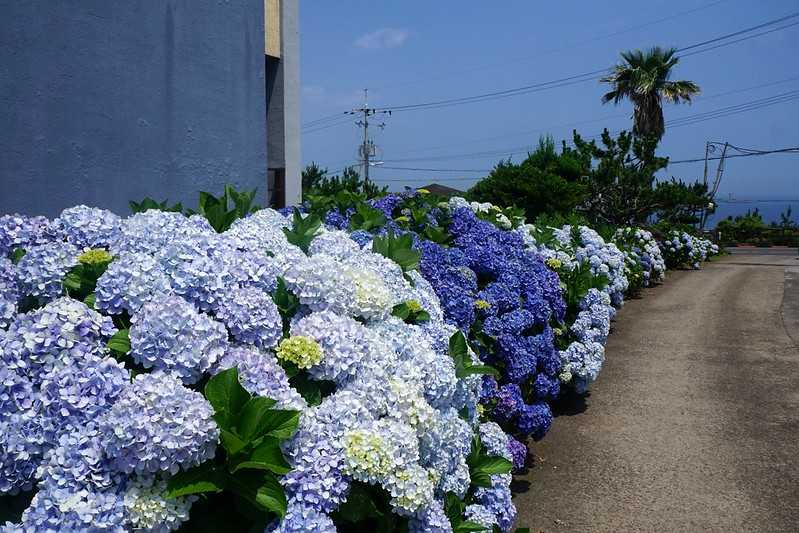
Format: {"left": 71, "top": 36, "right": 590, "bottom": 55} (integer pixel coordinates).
{"left": 467, "top": 129, "right": 713, "bottom": 229}
{"left": 467, "top": 137, "right": 589, "bottom": 220}
{"left": 715, "top": 207, "right": 799, "bottom": 246}
{"left": 302, "top": 163, "right": 387, "bottom": 200}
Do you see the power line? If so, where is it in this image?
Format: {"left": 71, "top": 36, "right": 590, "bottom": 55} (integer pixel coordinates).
{"left": 669, "top": 146, "right": 799, "bottom": 164}
{"left": 368, "top": 11, "right": 799, "bottom": 114}
{"left": 378, "top": 89, "right": 799, "bottom": 165}
{"left": 302, "top": 116, "right": 354, "bottom": 135}
{"left": 369, "top": 0, "right": 731, "bottom": 92}
{"left": 387, "top": 75, "right": 799, "bottom": 159}
{"left": 380, "top": 166, "right": 492, "bottom": 173}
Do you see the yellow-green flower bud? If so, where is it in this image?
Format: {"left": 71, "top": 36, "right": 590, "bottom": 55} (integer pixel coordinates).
{"left": 275, "top": 336, "right": 323, "bottom": 369}
{"left": 406, "top": 300, "right": 422, "bottom": 313}
{"left": 474, "top": 299, "right": 491, "bottom": 310}
{"left": 545, "top": 257, "right": 562, "bottom": 270}
{"left": 78, "top": 249, "right": 113, "bottom": 266}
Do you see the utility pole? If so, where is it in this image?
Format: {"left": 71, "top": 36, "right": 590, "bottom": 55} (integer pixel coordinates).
{"left": 700, "top": 141, "right": 729, "bottom": 231}
{"left": 347, "top": 89, "right": 390, "bottom": 184}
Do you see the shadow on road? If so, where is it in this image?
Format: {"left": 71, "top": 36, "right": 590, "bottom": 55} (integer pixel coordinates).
{"left": 551, "top": 389, "right": 590, "bottom": 417}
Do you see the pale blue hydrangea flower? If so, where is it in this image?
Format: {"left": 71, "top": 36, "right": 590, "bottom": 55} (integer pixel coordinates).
{"left": 0, "top": 367, "right": 34, "bottom": 420}
{"left": 309, "top": 229, "right": 361, "bottom": 259}
{"left": 290, "top": 310, "right": 376, "bottom": 383}
{"left": 95, "top": 252, "right": 172, "bottom": 315}
{"left": 0, "top": 297, "right": 116, "bottom": 381}
{"left": 0, "top": 410, "right": 45, "bottom": 494}
{"left": 385, "top": 463, "right": 436, "bottom": 515}
{"left": 15, "top": 484, "right": 127, "bottom": 532}
{"left": 38, "top": 354, "right": 130, "bottom": 441}
{"left": 409, "top": 499, "right": 453, "bottom": 533}
{"left": 419, "top": 408, "right": 472, "bottom": 497}
{"left": 369, "top": 318, "right": 458, "bottom": 410}
{"left": 129, "top": 295, "right": 227, "bottom": 384}
{"left": 54, "top": 205, "right": 122, "bottom": 250}
{"left": 165, "top": 252, "right": 231, "bottom": 312}
{"left": 99, "top": 372, "right": 219, "bottom": 475}
{"left": 281, "top": 391, "right": 374, "bottom": 512}
{"left": 0, "top": 214, "right": 54, "bottom": 257}
{"left": 212, "top": 345, "right": 306, "bottom": 410}
{"left": 15, "top": 242, "right": 78, "bottom": 300}
{"left": 0, "top": 258, "right": 18, "bottom": 329}
{"left": 225, "top": 249, "right": 281, "bottom": 293}
{"left": 473, "top": 474, "right": 516, "bottom": 532}
{"left": 215, "top": 286, "right": 282, "bottom": 349}
{"left": 267, "top": 499, "right": 337, "bottom": 533}
{"left": 478, "top": 422, "right": 512, "bottom": 461}
{"left": 559, "top": 341, "right": 605, "bottom": 393}
{"left": 224, "top": 210, "right": 301, "bottom": 272}
{"left": 284, "top": 253, "right": 397, "bottom": 319}
{"left": 464, "top": 504, "right": 498, "bottom": 530}
{"left": 36, "top": 421, "right": 119, "bottom": 492}
{"left": 112, "top": 210, "right": 200, "bottom": 257}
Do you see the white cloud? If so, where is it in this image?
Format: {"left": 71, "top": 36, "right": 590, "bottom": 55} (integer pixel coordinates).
{"left": 355, "top": 28, "right": 409, "bottom": 49}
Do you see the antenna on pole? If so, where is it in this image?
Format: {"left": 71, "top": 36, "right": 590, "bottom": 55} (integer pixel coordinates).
{"left": 347, "top": 88, "right": 390, "bottom": 186}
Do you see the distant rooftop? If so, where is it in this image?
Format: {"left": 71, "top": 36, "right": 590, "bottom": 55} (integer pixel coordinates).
{"left": 418, "top": 183, "right": 464, "bottom": 198}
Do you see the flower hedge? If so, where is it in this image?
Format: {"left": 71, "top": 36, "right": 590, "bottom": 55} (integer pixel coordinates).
{"left": 0, "top": 191, "right": 720, "bottom": 532}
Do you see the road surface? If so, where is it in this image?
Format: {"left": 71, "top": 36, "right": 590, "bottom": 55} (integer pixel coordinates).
{"left": 515, "top": 249, "right": 799, "bottom": 532}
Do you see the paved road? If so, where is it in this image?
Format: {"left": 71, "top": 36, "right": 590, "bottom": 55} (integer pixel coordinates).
{"left": 515, "top": 250, "right": 799, "bottom": 532}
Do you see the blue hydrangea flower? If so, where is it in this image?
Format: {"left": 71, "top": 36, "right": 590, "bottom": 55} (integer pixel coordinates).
{"left": 0, "top": 367, "right": 34, "bottom": 420}
{"left": 0, "top": 258, "right": 18, "bottom": 329}
{"left": 15, "top": 242, "right": 78, "bottom": 301}
{"left": 267, "top": 499, "right": 337, "bottom": 533}
{"left": 38, "top": 354, "right": 129, "bottom": 441}
{"left": 14, "top": 484, "right": 127, "bottom": 531}
{"left": 215, "top": 286, "right": 282, "bottom": 349}
{"left": 129, "top": 295, "right": 228, "bottom": 384}
{"left": 99, "top": 372, "right": 219, "bottom": 475}
{"left": 0, "top": 410, "right": 46, "bottom": 494}
{"left": 37, "top": 421, "right": 120, "bottom": 491}
{"left": 473, "top": 476, "right": 516, "bottom": 532}
{"left": 408, "top": 499, "right": 453, "bottom": 533}
{"left": 213, "top": 345, "right": 306, "bottom": 410}
{"left": 517, "top": 402, "right": 552, "bottom": 441}
{"left": 54, "top": 205, "right": 122, "bottom": 250}
{"left": 95, "top": 252, "right": 172, "bottom": 315}
{"left": 507, "top": 437, "right": 527, "bottom": 472}
{"left": 0, "top": 297, "right": 116, "bottom": 382}
{"left": 0, "top": 214, "right": 54, "bottom": 258}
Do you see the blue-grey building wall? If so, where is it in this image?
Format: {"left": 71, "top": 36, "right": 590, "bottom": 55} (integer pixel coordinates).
{"left": 0, "top": 0, "right": 267, "bottom": 217}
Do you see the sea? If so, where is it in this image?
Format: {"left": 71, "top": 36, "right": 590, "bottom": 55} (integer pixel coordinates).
{"left": 705, "top": 200, "right": 797, "bottom": 227}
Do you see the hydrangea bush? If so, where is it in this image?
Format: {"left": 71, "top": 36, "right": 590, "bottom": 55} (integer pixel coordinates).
{"left": 661, "top": 230, "right": 720, "bottom": 269}
{"left": 0, "top": 206, "right": 517, "bottom": 531}
{"left": 305, "top": 192, "right": 566, "bottom": 444}
{"left": 614, "top": 227, "right": 666, "bottom": 287}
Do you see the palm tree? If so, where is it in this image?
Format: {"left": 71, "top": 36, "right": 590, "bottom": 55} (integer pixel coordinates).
{"left": 601, "top": 47, "right": 700, "bottom": 140}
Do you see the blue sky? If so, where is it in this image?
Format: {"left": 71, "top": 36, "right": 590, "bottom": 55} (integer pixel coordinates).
{"left": 300, "top": 0, "right": 799, "bottom": 221}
